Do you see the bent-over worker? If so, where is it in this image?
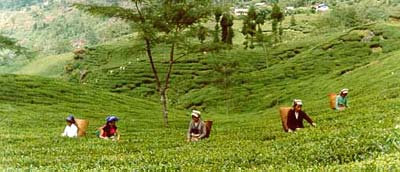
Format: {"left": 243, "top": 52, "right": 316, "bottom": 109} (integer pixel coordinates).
{"left": 287, "top": 99, "right": 316, "bottom": 132}
{"left": 186, "top": 110, "right": 206, "bottom": 142}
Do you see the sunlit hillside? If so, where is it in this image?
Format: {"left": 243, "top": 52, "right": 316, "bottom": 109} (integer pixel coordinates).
{"left": 1, "top": 0, "right": 400, "bottom": 170}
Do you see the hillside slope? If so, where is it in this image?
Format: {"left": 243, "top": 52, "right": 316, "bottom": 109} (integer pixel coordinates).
{"left": 65, "top": 23, "right": 400, "bottom": 113}
{"left": 14, "top": 53, "right": 73, "bottom": 77}
{"left": 1, "top": 48, "right": 400, "bottom": 170}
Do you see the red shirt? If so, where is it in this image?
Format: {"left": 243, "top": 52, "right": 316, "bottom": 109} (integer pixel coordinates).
{"left": 101, "top": 125, "right": 117, "bottom": 137}
{"left": 287, "top": 109, "right": 314, "bottom": 131}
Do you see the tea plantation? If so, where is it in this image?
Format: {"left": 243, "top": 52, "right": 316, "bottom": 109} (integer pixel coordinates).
{"left": 1, "top": 23, "right": 400, "bottom": 170}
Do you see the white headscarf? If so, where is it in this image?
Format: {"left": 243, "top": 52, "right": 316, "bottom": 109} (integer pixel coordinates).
{"left": 293, "top": 99, "right": 303, "bottom": 106}
{"left": 191, "top": 110, "right": 201, "bottom": 118}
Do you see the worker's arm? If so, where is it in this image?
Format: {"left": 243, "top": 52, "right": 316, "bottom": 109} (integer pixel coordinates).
{"left": 335, "top": 96, "right": 340, "bottom": 110}
{"left": 72, "top": 124, "right": 78, "bottom": 137}
{"left": 61, "top": 126, "right": 67, "bottom": 136}
{"left": 302, "top": 111, "right": 315, "bottom": 126}
{"left": 115, "top": 129, "right": 120, "bottom": 141}
{"left": 186, "top": 122, "right": 192, "bottom": 142}
{"left": 99, "top": 128, "right": 108, "bottom": 139}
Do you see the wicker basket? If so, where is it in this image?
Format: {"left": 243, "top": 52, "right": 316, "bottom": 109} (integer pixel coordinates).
{"left": 279, "top": 107, "right": 291, "bottom": 132}
{"left": 328, "top": 93, "right": 337, "bottom": 110}
{"left": 75, "top": 119, "right": 89, "bottom": 137}
{"left": 204, "top": 120, "right": 213, "bottom": 138}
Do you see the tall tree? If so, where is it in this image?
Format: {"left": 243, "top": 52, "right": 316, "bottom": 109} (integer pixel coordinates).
{"left": 241, "top": 6, "right": 257, "bottom": 49}
{"left": 213, "top": 6, "right": 223, "bottom": 43}
{"left": 255, "top": 9, "right": 267, "bottom": 34}
{"left": 220, "top": 12, "right": 234, "bottom": 45}
{"left": 75, "top": 0, "right": 212, "bottom": 127}
{"left": 0, "top": 34, "right": 32, "bottom": 65}
{"left": 0, "top": 34, "right": 25, "bottom": 54}
{"left": 271, "top": 3, "right": 284, "bottom": 43}
{"left": 197, "top": 25, "right": 208, "bottom": 44}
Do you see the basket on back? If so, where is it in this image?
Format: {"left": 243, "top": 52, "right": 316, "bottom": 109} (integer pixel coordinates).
{"left": 204, "top": 120, "right": 213, "bottom": 138}
{"left": 279, "top": 107, "right": 291, "bottom": 132}
{"left": 75, "top": 119, "right": 89, "bottom": 137}
{"left": 328, "top": 93, "right": 337, "bottom": 110}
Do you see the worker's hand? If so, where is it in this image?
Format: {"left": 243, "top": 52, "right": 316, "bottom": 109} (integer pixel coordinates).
{"left": 312, "top": 123, "right": 317, "bottom": 127}
{"left": 186, "top": 138, "right": 190, "bottom": 142}
{"left": 296, "top": 128, "right": 301, "bottom": 131}
{"left": 288, "top": 129, "right": 293, "bottom": 133}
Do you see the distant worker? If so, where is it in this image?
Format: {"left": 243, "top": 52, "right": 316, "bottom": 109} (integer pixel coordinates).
{"left": 287, "top": 99, "right": 316, "bottom": 132}
{"left": 97, "top": 115, "right": 120, "bottom": 141}
{"left": 61, "top": 115, "right": 78, "bottom": 138}
{"left": 336, "top": 88, "right": 349, "bottom": 111}
{"left": 186, "top": 110, "right": 207, "bottom": 142}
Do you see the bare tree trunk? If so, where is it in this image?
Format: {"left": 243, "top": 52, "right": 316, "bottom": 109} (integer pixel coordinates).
{"left": 145, "top": 39, "right": 161, "bottom": 91}
{"left": 159, "top": 43, "right": 175, "bottom": 127}
{"left": 160, "top": 89, "right": 169, "bottom": 127}
{"left": 135, "top": 1, "right": 168, "bottom": 126}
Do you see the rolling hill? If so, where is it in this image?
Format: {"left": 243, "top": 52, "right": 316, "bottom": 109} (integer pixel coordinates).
{"left": 1, "top": 21, "right": 400, "bottom": 170}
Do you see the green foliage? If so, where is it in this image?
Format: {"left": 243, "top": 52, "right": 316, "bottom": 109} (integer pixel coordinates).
{"left": 0, "top": 34, "right": 34, "bottom": 72}
{"left": 241, "top": 6, "right": 258, "bottom": 49}
{"left": 14, "top": 53, "right": 73, "bottom": 77}
{"left": 0, "top": 34, "right": 24, "bottom": 53}
{"left": 290, "top": 14, "right": 296, "bottom": 26}
{"left": 75, "top": 0, "right": 215, "bottom": 126}
{"left": 271, "top": 3, "right": 284, "bottom": 22}
{"left": 63, "top": 23, "right": 400, "bottom": 114}
{"left": 220, "top": 13, "right": 234, "bottom": 45}
{"left": 1, "top": 1, "right": 131, "bottom": 55}
{"left": 73, "top": 4, "right": 140, "bottom": 22}
{"left": 213, "top": 6, "right": 223, "bottom": 43}
{"left": 3, "top": 2, "right": 400, "bottom": 170}
{"left": 271, "top": 3, "right": 284, "bottom": 43}
{"left": 197, "top": 25, "right": 208, "bottom": 44}
{"left": 3, "top": 28, "right": 400, "bottom": 169}
{"left": 313, "top": 1, "right": 391, "bottom": 31}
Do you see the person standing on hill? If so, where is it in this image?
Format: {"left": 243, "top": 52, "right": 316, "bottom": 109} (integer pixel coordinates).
{"left": 287, "top": 99, "right": 316, "bottom": 132}
{"left": 97, "top": 115, "right": 120, "bottom": 141}
{"left": 186, "top": 110, "right": 207, "bottom": 142}
{"left": 61, "top": 115, "right": 78, "bottom": 138}
{"left": 336, "top": 88, "right": 349, "bottom": 111}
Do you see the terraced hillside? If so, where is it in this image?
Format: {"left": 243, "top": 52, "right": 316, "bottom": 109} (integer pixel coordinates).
{"left": 2, "top": 0, "right": 400, "bottom": 169}
{"left": 13, "top": 53, "right": 74, "bottom": 77}
{"left": 2, "top": 20, "right": 400, "bottom": 170}
{"left": 65, "top": 23, "right": 400, "bottom": 113}
{"left": 2, "top": 40, "right": 400, "bottom": 170}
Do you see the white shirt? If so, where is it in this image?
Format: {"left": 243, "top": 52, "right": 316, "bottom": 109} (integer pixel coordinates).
{"left": 295, "top": 112, "right": 299, "bottom": 120}
{"left": 62, "top": 124, "right": 78, "bottom": 137}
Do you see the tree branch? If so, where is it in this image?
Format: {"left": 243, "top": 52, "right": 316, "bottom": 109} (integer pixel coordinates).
{"left": 132, "top": 1, "right": 162, "bottom": 92}
{"left": 173, "top": 53, "right": 187, "bottom": 63}
{"left": 73, "top": 4, "right": 140, "bottom": 22}
{"left": 163, "top": 42, "right": 175, "bottom": 91}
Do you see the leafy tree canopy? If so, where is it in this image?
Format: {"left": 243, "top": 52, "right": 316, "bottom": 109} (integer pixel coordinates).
{"left": 0, "top": 34, "right": 25, "bottom": 54}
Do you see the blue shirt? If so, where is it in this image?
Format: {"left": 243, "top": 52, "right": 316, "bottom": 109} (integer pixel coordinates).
{"left": 335, "top": 95, "right": 348, "bottom": 110}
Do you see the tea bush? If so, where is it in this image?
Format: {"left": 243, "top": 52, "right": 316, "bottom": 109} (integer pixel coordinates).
{"left": 2, "top": 22, "right": 400, "bottom": 170}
